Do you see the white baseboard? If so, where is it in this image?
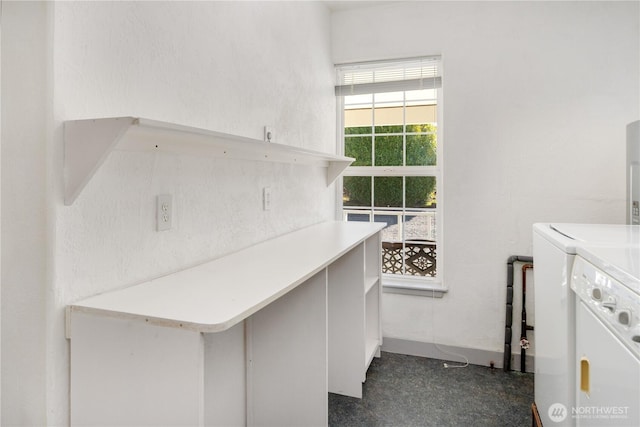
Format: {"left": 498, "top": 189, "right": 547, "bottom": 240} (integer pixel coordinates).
{"left": 381, "top": 337, "right": 535, "bottom": 373}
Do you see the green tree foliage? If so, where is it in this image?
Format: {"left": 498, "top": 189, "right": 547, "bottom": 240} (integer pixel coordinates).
{"left": 406, "top": 124, "right": 437, "bottom": 166}
{"left": 343, "top": 176, "right": 371, "bottom": 207}
{"left": 343, "top": 124, "right": 437, "bottom": 208}
{"left": 406, "top": 176, "right": 436, "bottom": 208}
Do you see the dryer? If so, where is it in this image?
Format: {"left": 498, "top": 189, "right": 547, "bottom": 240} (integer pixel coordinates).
{"left": 532, "top": 224, "right": 640, "bottom": 426}
{"left": 571, "top": 247, "right": 640, "bottom": 426}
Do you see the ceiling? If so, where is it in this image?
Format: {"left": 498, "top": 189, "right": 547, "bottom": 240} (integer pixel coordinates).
{"left": 322, "top": 0, "right": 593, "bottom": 11}
{"left": 322, "top": 1, "right": 403, "bottom": 12}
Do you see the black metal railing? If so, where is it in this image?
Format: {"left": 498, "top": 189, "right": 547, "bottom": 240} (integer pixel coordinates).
{"left": 382, "top": 240, "right": 436, "bottom": 277}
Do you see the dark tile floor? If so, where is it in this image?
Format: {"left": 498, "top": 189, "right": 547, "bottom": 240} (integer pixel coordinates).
{"left": 329, "top": 352, "right": 534, "bottom": 427}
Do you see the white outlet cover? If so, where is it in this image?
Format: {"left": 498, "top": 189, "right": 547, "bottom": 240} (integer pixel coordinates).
{"left": 263, "top": 187, "right": 271, "bottom": 211}
{"left": 156, "top": 194, "right": 173, "bottom": 231}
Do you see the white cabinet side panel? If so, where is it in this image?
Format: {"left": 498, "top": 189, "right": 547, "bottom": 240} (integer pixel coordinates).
{"left": 247, "top": 270, "right": 328, "bottom": 426}
{"left": 365, "top": 282, "right": 381, "bottom": 370}
{"left": 364, "top": 234, "right": 381, "bottom": 283}
{"left": 70, "top": 312, "right": 203, "bottom": 426}
{"left": 328, "top": 244, "right": 365, "bottom": 398}
{"left": 533, "top": 232, "right": 575, "bottom": 423}
{"left": 365, "top": 234, "right": 382, "bottom": 365}
{"left": 204, "top": 321, "right": 246, "bottom": 426}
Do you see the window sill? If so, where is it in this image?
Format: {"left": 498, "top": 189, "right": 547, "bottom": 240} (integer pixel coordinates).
{"left": 382, "top": 276, "right": 447, "bottom": 298}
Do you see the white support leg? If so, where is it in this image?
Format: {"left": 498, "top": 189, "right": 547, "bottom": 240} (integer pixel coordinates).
{"left": 70, "top": 312, "right": 204, "bottom": 426}
{"left": 246, "top": 270, "right": 328, "bottom": 426}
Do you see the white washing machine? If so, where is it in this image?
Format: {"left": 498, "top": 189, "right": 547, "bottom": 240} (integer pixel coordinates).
{"left": 532, "top": 223, "right": 640, "bottom": 426}
{"left": 570, "top": 247, "right": 640, "bottom": 427}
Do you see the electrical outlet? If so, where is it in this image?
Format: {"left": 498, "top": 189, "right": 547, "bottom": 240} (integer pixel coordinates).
{"left": 156, "top": 194, "right": 173, "bottom": 231}
{"left": 264, "top": 126, "right": 274, "bottom": 143}
{"left": 263, "top": 187, "right": 271, "bottom": 211}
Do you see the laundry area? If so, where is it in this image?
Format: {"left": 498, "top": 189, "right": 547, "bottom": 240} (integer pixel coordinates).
{"left": 1, "top": 1, "right": 639, "bottom": 426}
{"left": 533, "top": 221, "right": 640, "bottom": 426}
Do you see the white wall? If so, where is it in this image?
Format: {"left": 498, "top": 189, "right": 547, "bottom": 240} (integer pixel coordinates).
{"left": 332, "top": 1, "right": 639, "bottom": 360}
{"left": 3, "top": 1, "right": 335, "bottom": 425}
{"left": 0, "top": 0, "right": 3, "bottom": 420}
{"left": 1, "top": 1, "right": 48, "bottom": 424}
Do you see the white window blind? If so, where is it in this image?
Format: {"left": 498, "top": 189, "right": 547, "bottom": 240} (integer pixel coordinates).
{"left": 335, "top": 56, "right": 442, "bottom": 96}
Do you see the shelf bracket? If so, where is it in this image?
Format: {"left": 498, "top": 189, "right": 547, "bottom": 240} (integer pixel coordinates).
{"left": 327, "top": 160, "right": 353, "bottom": 185}
{"left": 64, "top": 117, "right": 136, "bottom": 205}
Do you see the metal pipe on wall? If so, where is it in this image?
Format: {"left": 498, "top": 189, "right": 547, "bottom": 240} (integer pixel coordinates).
{"left": 503, "top": 255, "right": 533, "bottom": 372}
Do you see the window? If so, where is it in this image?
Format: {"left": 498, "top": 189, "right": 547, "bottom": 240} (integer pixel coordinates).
{"left": 336, "top": 57, "right": 443, "bottom": 293}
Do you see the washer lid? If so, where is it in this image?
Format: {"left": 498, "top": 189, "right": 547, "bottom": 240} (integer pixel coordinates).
{"left": 534, "top": 223, "right": 640, "bottom": 253}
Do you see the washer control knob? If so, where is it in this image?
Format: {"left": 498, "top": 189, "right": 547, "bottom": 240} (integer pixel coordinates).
{"left": 618, "top": 310, "right": 632, "bottom": 326}
{"left": 602, "top": 296, "right": 617, "bottom": 312}
{"left": 592, "top": 288, "right": 602, "bottom": 300}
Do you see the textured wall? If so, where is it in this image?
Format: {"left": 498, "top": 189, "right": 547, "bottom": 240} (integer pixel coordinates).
{"left": 1, "top": 1, "right": 48, "bottom": 424}
{"left": 5, "top": 1, "right": 336, "bottom": 425}
{"left": 332, "top": 1, "right": 639, "bottom": 358}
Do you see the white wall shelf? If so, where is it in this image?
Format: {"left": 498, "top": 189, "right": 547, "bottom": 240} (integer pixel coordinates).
{"left": 63, "top": 116, "right": 354, "bottom": 205}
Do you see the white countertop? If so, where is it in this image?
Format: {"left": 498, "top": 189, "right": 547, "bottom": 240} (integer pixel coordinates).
{"left": 69, "top": 221, "right": 384, "bottom": 333}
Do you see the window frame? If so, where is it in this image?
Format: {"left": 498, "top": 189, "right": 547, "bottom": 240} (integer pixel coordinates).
{"left": 335, "top": 59, "right": 446, "bottom": 296}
